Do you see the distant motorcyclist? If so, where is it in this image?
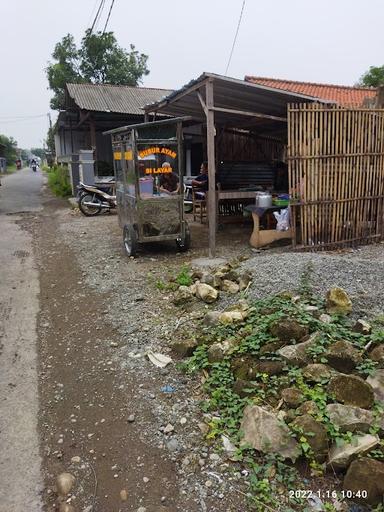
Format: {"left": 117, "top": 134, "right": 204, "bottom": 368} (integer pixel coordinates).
{"left": 30, "top": 159, "right": 37, "bottom": 172}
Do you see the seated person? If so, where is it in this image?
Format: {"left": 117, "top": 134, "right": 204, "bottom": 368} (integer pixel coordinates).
{"left": 158, "top": 162, "right": 180, "bottom": 195}
{"left": 191, "top": 161, "right": 208, "bottom": 199}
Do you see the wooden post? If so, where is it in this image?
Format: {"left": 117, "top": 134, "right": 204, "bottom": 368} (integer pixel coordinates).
{"left": 376, "top": 86, "right": 384, "bottom": 108}
{"left": 206, "top": 79, "right": 216, "bottom": 258}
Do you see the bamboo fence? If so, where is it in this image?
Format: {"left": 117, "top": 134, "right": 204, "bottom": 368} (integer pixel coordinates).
{"left": 288, "top": 103, "right": 384, "bottom": 250}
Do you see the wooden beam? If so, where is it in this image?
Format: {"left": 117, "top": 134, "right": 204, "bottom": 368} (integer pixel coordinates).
{"left": 145, "top": 78, "right": 209, "bottom": 113}
{"left": 197, "top": 90, "right": 208, "bottom": 116}
{"left": 206, "top": 79, "right": 216, "bottom": 258}
{"left": 211, "top": 106, "right": 287, "bottom": 122}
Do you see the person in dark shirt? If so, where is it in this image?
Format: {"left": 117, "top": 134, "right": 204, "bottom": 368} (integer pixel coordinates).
{"left": 158, "top": 162, "right": 180, "bottom": 195}
{"left": 191, "top": 161, "right": 208, "bottom": 191}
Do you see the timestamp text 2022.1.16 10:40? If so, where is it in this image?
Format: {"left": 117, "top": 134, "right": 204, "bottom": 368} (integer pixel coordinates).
{"left": 289, "top": 489, "right": 368, "bottom": 500}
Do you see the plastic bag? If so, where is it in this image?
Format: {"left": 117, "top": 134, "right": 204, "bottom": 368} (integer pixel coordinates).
{"left": 273, "top": 208, "right": 290, "bottom": 231}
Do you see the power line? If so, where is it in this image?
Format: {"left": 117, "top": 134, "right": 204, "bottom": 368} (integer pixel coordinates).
{"left": 0, "top": 114, "right": 47, "bottom": 121}
{"left": 87, "top": 0, "right": 100, "bottom": 30}
{"left": 103, "top": 0, "right": 116, "bottom": 33}
{"left": 90, "top": 0, "right": 105, "bottom": 34}
{"left": 224, "top": 0, "right": 246, "bottom": 76}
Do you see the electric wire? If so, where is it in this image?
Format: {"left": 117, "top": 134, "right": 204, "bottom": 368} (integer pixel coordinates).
{"left": 0, "top": 114, "right": 47, "bottom": 121}
{"left": 90, "top": 0, "right": 105, "bottom": 34}
{"left": 224, "top": 0, "right": 246, "bottom": 75}
{"left": 87, "top": 0, "right": 100, "bottom": 31}
{"left": 103, "top": 0, "right": 116, "bottom": 33}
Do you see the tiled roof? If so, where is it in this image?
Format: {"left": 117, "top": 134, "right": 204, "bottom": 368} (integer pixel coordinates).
{"left": 244, "top": 76, "right": 377, "bottom": 107}
{"left": 66, "top": 83, "right": 173, "bottom": 115}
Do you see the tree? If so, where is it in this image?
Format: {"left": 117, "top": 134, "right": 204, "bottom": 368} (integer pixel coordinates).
{"left": 46, "top": 34, "right": 83, "bottom": 110}
{"left": 357, "top": 65, "right": 384, "bottom": 87}
{"left": 30, "top": 148, "right": 46, "bottom": 159}
{"left": 0, "top": 134, "right": 18, "bottom": 165}
{"left": 46, "top": 30, "right": 149, "bottom": 110}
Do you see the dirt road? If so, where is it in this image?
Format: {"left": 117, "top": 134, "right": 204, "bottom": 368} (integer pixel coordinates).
{"left": 0, "top": 168, "right": 44, "bottom": 512}
{"left": 0, "top": 170, "right": 246, "bottom": 512}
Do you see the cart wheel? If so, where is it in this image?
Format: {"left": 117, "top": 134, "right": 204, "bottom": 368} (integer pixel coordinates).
{"left": 176, "top": 222, "right": 191, "bottom": 252}
{"left": 123, "top": 225, "right": 138, "bottom": 257}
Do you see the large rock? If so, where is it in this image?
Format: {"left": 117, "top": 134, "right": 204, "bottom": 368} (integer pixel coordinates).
{"left": 326, "top": 404, "right": 377, "bottom": 433}
{"left": 277, "top": 332, "right": 320, "bottom": 367}
{"left": 297, "top": 401, "right": 320, "bottom": 417}
{"left": 232, "top": 379, "right": 257, "bottom": 398}
{"left": 343, "top": 458, "right": 384, "bottom": 506}
{"left": 218, "top": 310, "right": 244, "bottom": 324}
{"left": 203, "top": 311, "right": 221, "bottom": 327}
{"left": 221, "top": 280, "right": 240, "bottom": 294}
{"left": 326, "top": 340, "right": 362, "bottom": 373}
{"left": 172, "top": 339, "right": 198, "bottom": 357}
{"left": 325, "top": 287, "right": 352, "bottom": 315}
{"left": 369, "top": 345, "right": 384, "bottom": 366}
{"left": 173, "top": 285, "right": 194, "bottom": 306}
{"left": 353, "top": 319, "right": 372, "bottom": 335}
{"left": 253, "top": 360, "right": 285, "bottom": 376}
{"left": 207, "top": 343, "right": 225, "bottom": 363}
{"left": 259, "top": 340, "right": 286, "bottom": 355}
{"left": 269, "top": 318, "right": 308, "bottom": 342}
{"left": 281, "top": 387, "right": 304, "bottom": 408}
{"left": 328, "top": 374, "right": 375, "bottom": 409}
{"left": 328, "top": 434, "right": 379, "bottom": 469}
{"left": 195, "top": 283, "right": 218, "bottom": 303}
{"left": 237, "top": 271, "right": 252, "bottom": 291}
{"left": 231, "top": 356, "right": 284, "bottom": 380}
{"left": 302, "top": 363, "right": 332, "bottom": 383}
{"left": 240, "top": 405, "right": 300, "bottom": 461}
{"left": 366, "top": 369, "right": 384, "bottom": 404}
{"left": 292, "top": 414, "right": 328, "bottom": 461}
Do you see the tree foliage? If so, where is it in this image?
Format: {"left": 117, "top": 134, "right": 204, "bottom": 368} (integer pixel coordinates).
{"left": 0, "top": 134, "right": 18, "bottom": 164}
{"left": 357, "top": 65, "right": 384, "bottom": 87}
{"left": 30, "top": 148, "right": 46, "bottom": 159}
{"left": 46, "top": 30, "right": 149, "bottom": 110}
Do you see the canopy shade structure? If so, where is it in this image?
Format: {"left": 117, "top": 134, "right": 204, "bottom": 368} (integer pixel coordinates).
{"left": 143, "top": 72, "right": 329, "bottom": 258}
{"left": 144, "top": 72, "right": 328, "bottom": 135}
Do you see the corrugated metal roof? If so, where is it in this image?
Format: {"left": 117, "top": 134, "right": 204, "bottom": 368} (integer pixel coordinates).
{"left": 245, "top": 76, "right": 377, "bottom": 107}
{"left": 144, "top": 72, "right": 325, "bottom": 129}
{"left": 66, "top": 83, "right": 173, "bottom": 115}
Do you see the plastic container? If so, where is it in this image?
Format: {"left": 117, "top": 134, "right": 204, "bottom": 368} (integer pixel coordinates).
{"left": 139, "top": 177, "right": 154, "bottom": 197}
{"left": 255, "top": 192, "right": 272, "bottom": 207}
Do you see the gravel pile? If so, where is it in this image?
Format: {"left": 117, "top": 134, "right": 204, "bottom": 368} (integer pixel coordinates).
{"left": 242, "top": 246, "right": 384, "bottom": 317}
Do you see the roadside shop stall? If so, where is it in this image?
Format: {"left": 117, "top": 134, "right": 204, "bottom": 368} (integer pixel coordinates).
{"left": 144, "top": 73, "right": 384, "bottom": 256}
{"left": 104, "top": 117, "right": 191, "bottom": 256}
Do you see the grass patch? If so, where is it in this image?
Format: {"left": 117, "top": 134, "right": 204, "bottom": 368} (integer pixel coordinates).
{"left": 46, "top": 165, "right": 72, "bottom": 197}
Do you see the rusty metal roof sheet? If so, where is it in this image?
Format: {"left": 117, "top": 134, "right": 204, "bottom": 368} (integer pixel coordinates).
{"left": 66, "top": 83, "right": 173, "bottom": 115}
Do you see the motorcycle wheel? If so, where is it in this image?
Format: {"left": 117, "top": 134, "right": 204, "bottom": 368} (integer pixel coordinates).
{"left": 176, "top": 222, "right": 191, "bottom": 252}
{"left": 123, "top": 225, "right": 138, "bottom": 257}
{"left": 78, "top": 193, "right": 102, "bottom": 216}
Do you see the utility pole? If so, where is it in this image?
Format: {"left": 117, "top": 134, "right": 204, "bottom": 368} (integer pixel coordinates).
{"left": 47, "top": 112, "right": 52, "bottom": 130}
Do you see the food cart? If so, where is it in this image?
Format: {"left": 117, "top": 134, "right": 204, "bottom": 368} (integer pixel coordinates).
{"left": 104, "top": 117, "right": 191, "bottom": 257}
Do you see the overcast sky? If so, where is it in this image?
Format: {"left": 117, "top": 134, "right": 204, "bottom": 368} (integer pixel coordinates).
{"left": 1, "top": 0, "right": 383, "bottom": 148}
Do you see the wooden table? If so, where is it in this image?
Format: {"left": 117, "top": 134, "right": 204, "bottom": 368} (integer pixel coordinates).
{"left": 244, "top": 205, "right": 292, "bottom": 248}
{"left": 210, "top": 190, "right": 258, "bottom": 223}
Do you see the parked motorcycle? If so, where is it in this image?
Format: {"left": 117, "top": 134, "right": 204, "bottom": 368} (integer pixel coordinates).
{"left": 77, "top": 182, "right": 116, "bottom": 216}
